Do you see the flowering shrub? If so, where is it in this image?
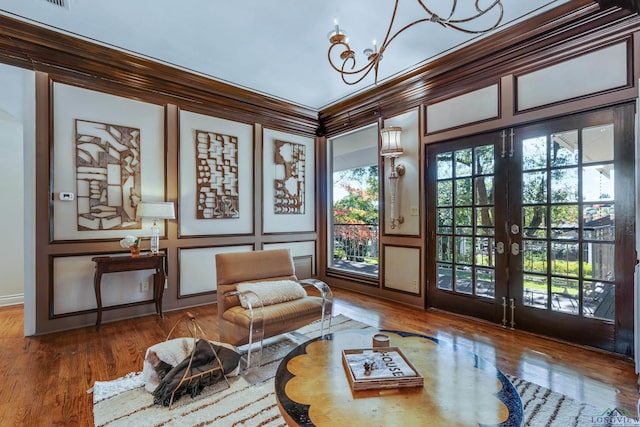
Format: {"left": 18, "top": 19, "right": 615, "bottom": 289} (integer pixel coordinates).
{"left": 119, "top": 235, "right": 141, "bottom": 248}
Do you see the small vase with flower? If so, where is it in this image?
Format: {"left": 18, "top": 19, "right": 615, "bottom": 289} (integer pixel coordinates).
{"left": 120, "top": 235, "right": 142, "bottom": 257}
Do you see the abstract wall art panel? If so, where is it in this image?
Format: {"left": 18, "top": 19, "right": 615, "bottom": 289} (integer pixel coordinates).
{"left": 195, "top": 130, "right": 239, "bottom": 219}
{"left": 273, "top": 139, "right": 305, "bottom": 215}
{"left": 75, "top": 119, "right": 142, "bottom": 230}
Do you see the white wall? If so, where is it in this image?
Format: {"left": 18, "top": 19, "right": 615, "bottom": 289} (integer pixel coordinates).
{"left": 0, "top": 63, "right": 36, "bottom": 335}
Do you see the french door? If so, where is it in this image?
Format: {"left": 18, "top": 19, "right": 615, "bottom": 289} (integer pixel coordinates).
{"left": 427, "top": 104, "right": 636, "bottom": 354}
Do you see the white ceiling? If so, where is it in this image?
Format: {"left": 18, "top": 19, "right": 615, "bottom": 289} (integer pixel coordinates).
{"left": 0, "top": 0, "right": 572, "bottom": 110}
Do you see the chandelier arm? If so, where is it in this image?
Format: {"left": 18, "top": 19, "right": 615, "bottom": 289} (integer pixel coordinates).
{"left": 417, "top": 0, "right": 502, "bottom": 26}
{"left": 444, "top": 4, "right": 504, "bottom": 34}
{"left": 376, "top": 0, "right": 401, "bottom": 57}
{"left": 328, "top": 41, "right": 382, "bottom": 76}
{"left": 445, "top": 1, "right": 504, "bottom": 25}
{"left": 339, "top": 57, "right": 381, "bottom": 86}
{"left": 380, "top": 18, "right": 433, "bottom": 54}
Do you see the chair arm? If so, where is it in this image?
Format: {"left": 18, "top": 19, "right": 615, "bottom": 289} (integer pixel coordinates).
{"left": 298, "top": 278, "right": 333, "bottom": 336}
{"left": 222, "top": 290, "right": 264, "bottom": 369}
{"left": 298, "top": 279, "right": 333, "bottom": 302}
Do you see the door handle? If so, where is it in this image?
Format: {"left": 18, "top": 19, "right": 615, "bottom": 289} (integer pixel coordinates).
{"left": 511, "top": 242, "right": 520, "bottom": 256}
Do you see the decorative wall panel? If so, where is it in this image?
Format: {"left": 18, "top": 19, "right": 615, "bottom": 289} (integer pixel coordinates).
{"left": 178, "top": 245, "right": 253, "bottom": 296}
{"left": 264, "top": 240, "right": 316, "bottom": 277}
{"left": 426, "top": 85, "right": 499, "bottom": 134}
{"left": 179, "top": 110, "right": 253, "bottom": 236}
{"left": 517, "top": 42, "right": 628, "bottom": 111}
{"left": 383, "top": 245, "right": 421, "bottom": 294}
{"left": 52, "top": 83, "right": 165, "bottom": 241}
{"left": 263, "top": 128, "right": 314, "bottom": 233}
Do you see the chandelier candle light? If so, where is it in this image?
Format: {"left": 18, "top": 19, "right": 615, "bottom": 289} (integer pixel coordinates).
{"left": 136, "top": 201, "right": 175, "bottom": 254}
{"left": 327, "top": 0, "right": 504, "bottom": 85}
{"left": 380, "top": 126, "right": 405, "bottom": 229}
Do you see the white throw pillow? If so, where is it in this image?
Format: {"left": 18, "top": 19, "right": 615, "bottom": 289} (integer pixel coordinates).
{"left": 236, "top": 280, "right": 306, "bottom": 308}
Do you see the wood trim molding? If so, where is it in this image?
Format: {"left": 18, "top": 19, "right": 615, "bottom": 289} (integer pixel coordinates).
{"left": 0, "top": 14, "right": 319, "bottom": 136}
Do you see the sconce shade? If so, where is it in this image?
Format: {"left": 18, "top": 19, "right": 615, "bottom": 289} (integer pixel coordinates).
{"left": 136, "top": 201, "right": 176, "bottom": 220}
{"left": 380, "top": 127, "right": 403, "bottom": 158}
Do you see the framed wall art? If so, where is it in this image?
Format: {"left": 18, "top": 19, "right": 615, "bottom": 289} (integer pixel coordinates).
{"left": 262, "top": 128, "right": 315, "bottom": 233}
{"left": 179, "top": 110, "right": 254, "bottom": 236}
{"left": 52, "top": 83, "right": 165, "bottom": 241}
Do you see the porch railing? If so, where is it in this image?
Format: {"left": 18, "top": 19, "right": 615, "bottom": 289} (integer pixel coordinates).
{"left": 332, "top": 223, "right": 379, "bottom": 264}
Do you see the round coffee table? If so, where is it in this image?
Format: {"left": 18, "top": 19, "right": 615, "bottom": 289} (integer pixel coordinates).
{"left": 275, "top": 329, "right": 523, "bottom": 426}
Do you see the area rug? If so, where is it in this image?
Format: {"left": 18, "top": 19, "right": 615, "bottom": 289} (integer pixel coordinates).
{"left": 93, "top": 315, "right": 605, "bottom": 427}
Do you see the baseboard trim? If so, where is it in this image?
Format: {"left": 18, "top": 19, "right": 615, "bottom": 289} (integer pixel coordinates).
{"left": 0, "top": 293, "right": 24, "bottom": 307}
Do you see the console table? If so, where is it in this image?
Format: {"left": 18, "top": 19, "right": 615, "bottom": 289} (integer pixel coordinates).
{"left": 92, "top": 254, "right": 166, "bottom": 330}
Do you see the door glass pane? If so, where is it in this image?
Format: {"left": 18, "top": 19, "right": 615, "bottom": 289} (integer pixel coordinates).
{"left": 455, "top": 236, "right": 473, "bottom": 264}
{"left": 551, "top": 277, "right": 579, "bottom": 315}
{"left": 523, "top": 171, "right": 547, "bottom": 204}
{"left": 550, "top": 204, "right": 578, "bottom": 239}
{"left": 437, "top": 152, "right": 453, "bottom": 179}
{"left": 475, "top": 176, "right": 493, "bottom": 205}
{"left": 438, "top": 180, "right": 453, "bottom": 206}
{"left": 437, "top": 263, "right": 453, "bottom": 290}
{"left": 583, "top": 243, "right": 615, "bottom": 281}
{"left": 437, "top": 236, "right": 452, "bottom": 262}
{"left": 523, "top": 206, "right": 547, "bottom": 238}
{"left": 455, "top": 208, "right": 472, "bottom": 235}
{"left": 550, "top": 168, "right": 578, "bottom": 203}
{"left": 437, "top": 208, "right": 453, "bottom": 234}
{"left": 475, "top": 145, "right": 494, "bottom": 175}
{"left": 523, "top": 274, "right": 548, "bottom": 309}
{"left": 455, "top": 265, "right": 472, "bottom": 294}
{"left": 583, "top": 124, "right": 614, "bottom": 163}
{"left": 550, "top": 242, "right": 579, "bottom": 277}
{"left": 475, "top": 237, "right": 495, "bottom": 267}
{"left": 476, "top": 207, "right": 494, "bottom": 236}
{"left": 550, "top": 130, "right": 578, "bottom": 167}
{"left": 522, "top": 136, "right": 547, "bottom": 170}
{"left": 523, "top": 240, "right": 547, "bottom": 274}
{"left": 476, "top": 268, "right": 495, "bottom": 299}
{"left": 583, "top": 165, "right": 614, "bottom": 202}
{"left": 583, "top": 204, "right": 614, "bottom": 240}
{"left": 455, "top": 149, "right": 472, "bottom": 177}
{"left": 583, "top": 281, "right": 614, "bottom": 320}
{"left": 455, "top": 178, "right": 473, "bottom": 205}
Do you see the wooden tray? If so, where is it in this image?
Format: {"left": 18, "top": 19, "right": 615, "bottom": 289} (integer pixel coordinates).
{"left": 341, "top": 347, "right": 424, "bottom": 391}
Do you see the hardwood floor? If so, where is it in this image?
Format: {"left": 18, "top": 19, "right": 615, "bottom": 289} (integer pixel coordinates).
{"left": 1, "top": 287, "right": 638, "bottom": 426}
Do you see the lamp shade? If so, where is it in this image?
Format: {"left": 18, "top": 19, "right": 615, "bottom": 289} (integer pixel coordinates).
{"left": 380, "top": 126, "right": 403, "bottom": 157}
{"left": 136, "top": 201, "right": 176, "bottom": 220}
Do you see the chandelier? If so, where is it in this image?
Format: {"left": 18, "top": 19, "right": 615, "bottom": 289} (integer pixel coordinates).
{"left": 327, "top": 0, "right": 504, "bottom": 85}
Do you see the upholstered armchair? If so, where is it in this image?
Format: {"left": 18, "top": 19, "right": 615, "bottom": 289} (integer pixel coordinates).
{"left": 215, "top": 249, "right": 332, "bottom": 368}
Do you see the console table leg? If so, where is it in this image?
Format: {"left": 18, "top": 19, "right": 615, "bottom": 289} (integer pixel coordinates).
{"left": 93, "top": 271, "right": 103, "bottom": 330}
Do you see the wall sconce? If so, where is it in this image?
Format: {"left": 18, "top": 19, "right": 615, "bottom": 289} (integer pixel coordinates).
{"left": 380, "top": 126, "right": 405, "bottom": 229}
{"left": 136, "top": 201, "right": 175, "bottom": 254}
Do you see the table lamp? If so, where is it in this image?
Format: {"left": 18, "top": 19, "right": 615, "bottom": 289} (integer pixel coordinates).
{"left": 136, "top": 201, "right": 175, "bottom": 254}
